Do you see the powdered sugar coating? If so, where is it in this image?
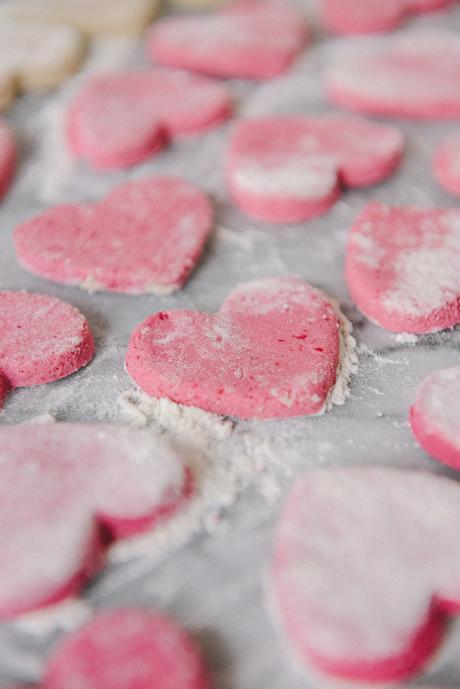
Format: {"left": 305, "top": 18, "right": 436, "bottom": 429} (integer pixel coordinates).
{"left": 321, "top": 0, "right": 452, "bottom": 35}
{"left": 44, "top": 609, "right": 211, "bottom": 689}
{"left": 126, "top": 277, "right": 351, "bottom": 419}
{"left": 228, "top": 115, "right": 403, "bottom": 223}
{"left": 0, "top": 291, "right": 94, "bottom": 387}
{"left": 0, "top": 118, "right": 15, "bottom": 198}
{"left": 327, "top": 31, "right": 460, "bottom": 119}
{"left": 67, "top": 69, "right": 232, "bottom": 170}
{"left": 270, "top": 466, "right": 460, "bottom": 683}
{"left": 14, "top": 177, "right": 213, "bottom": 294}
{"left": 0, "top": 424, "right": 187, "bottom": 618}
{"left": 346, "top": 202, "right": 460, "bottom": 333}
{"left": 147, "top": 0, "right": 308, "bottom": 80}
{"left": 433, "top": 130, "right": 460, "bottom": 196}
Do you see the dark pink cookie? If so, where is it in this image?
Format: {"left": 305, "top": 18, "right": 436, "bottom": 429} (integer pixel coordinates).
{"left": 68, "top": 69, "right": 231, "bottom": 170}
{"left": 0, "top": 291, "right": 94, "bottom": 387}
{"left": 228, "top": 115, "right": 403, "bottom": 223}
{"left": 327, "top": 31, "right": 460, "bottom": 119}
{"left": 410, "top": 366, "right": 460, "bottom": 470}
{"left": 433, "top": 130, "right": 460, "bottom": 195}
{"left": 0, "top": 424, "right": 188, "bottom": 618}
{"left": 346, "top": 202, "right": 460, "bottom": 333}
{"left": 0, "top": 118, "right": 15, "bottom": 199}
{"left": 270, "top": 466, "right": 460, "bottom": 684}
{"left": 43, "top": 609, "right": 210, "bottom": 689}
{"left": 126, "top": 277, "right": 352, "bottom": 419}
{"left": 14, "top": 177, "right": 213, "bottom": 294}
{"left": 147, "top": 0, "right": 308, "bottom": 80}
{"left": 321, "top": 0, "right": 452, "bottom": 35}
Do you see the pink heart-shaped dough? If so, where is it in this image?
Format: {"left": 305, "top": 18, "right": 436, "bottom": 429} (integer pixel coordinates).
{"left": 126, "top": 277, "right": 349, "bottom": 419}
{"left": 228, "top": 115, "right": 403, "bottom": 223}
{"left": 67, "top": 68, "right": 232, "bottom": 170}
{"left": 147, "top": 0, "right": 308, "bottom": 80}
{"left": 321, "top": 0, "right": 452, "bottom": 35}
{"left": 14, "top": 177, "right": 213, "bottom": 294}
{"left": 44, "top": 610, "right": 210, "bottom": 689}
{"left": 346, "top": 202, "right": 460, "bottom": 333}
{"left": 270, "top": 466, "right": 460, "bottom": 683}
{"left": 0, "top": 118, "right": 15, "bottom": 199}
{"left": 0, "top": 424, "right": 188, "bottom": 618}
{"left": 433, "top": 129, "right": 460, "bottom": 196}
{"left": 410, "top": 366, "right": 460, "bottom": 469}
{"left": 327, "top": 31, "right": 460, "bottom": 119}
{"left": 0, "top": 291, "right": 94, "bottom": 387}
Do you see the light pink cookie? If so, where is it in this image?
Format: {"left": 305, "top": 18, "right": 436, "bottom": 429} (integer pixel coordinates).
{"left": 228, "top": 115, "right": 403, "bottom": 223}
{"left": 0, "top": 118, "right": 15, "bottom": 199}
{"left": 346, "top": 202, "right": 460, "bottom": 333}
{"left": 410, "top": 366, "right": 460, "bottom": 469}
{"left": 433, "top": 130, "right": 460, "bottom": 196}
{"left": 68, "top": 69, "right": 231, "bottom": 170}
{"left": 327, "top": 31, "right": 460, "bottom": 119}
{"left": 147, "top": 0, "right": 308, "bottom": 80}
{"left": 44, "top": 609, "right": 210, "bottom": 689}
{"left": 321, "top": 0, "right": 452, "bottom": 35}
{"left": 270, "top": 466, "right": 460, "bottom": 683}
{"left": 0, "top": 291, "right": 94, "bottom": 387}
{"left": 14, "top": 177, "right": 213, "bottom": 294}
{"left": 126, "top": 277, "right": 349, "bottom": 419}
{"left": 0, "top": 424, "right": 188, "bottom": 618}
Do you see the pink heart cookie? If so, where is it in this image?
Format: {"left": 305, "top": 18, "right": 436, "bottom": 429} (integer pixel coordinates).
{"left": 270, "top": 466, "right": 460, "bottom": 683}
{"left": 147, "top": 0, "right": 308, "bottom": 80}
{"left": 327, "top": 31, "right": 460, "bottom": 119}
{"left": 0, "top": 118, "right": 15, "bottom": 199}
{"left": 14, "top": 177, "right": 213, "bottom": 294}
{"left": 346, "top": 202, "right": 460, "bottom": 333}
{"left": 321, "top": 0, "right": 452, "bottom": 35}
{"left": 68, "top": 69, "right": 232, "bottom": 170}
{"left": 228, "top": 115, "right": 403, "bottom": 223}
{"left": 433, "top": 130, "right": 460, "bottom": 196}
{"left": 0, "top": 291, "right": 94, "bottom": 387}
{"left": 44, "top": 609, "right": 211, "bottom": 689}
{"left": 410, "top": 366, "right": 460, "bottom": 470}
{"left": 0, "top": 424, "right": 188, "bottom": 618}
{"left": 126, "top": 277, "right": 352, "bottom": 419}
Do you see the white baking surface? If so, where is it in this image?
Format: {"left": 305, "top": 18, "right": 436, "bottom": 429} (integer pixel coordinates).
{"left": 1, "top": 1, "right": 460, "bottom": 687}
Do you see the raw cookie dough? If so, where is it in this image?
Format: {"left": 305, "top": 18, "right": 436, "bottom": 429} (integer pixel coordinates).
{"left": 270, "top": 466, "right": 460, "bottom": 683}
{"left": 0, "top": 0, "right": 160, "bottom": 36}
{"left": 327, "top": 31, "right": 460, "bottom": 119}
{"left": 126, "top": 277, "right": 354, "bottom": 419}
{"left": 433, "top": 129, "right": 460, "bottom": 195}
{"left": 0, "top": 424, "right": 188, "bottom": 618}
{"left": 14, "top": 177, "right": 213, "bottom": 294}
{"left": 0, "top": 19, "right": 84, "bottom": 110}
{"left": 228, "top": 114, "right": 403, "bottom": 223}
{"left": 67, "top": 69, "right": 232, "bottom": 169}
{"left": 0, "top": 118, "right": 15, "bottom": 199}
{"left": 0, "top": 291, "right": 94, "bottom": 387}
{"left": 148, "top": 0, "right": 308, "bottom": 79}
{"left": 346, "top": 202, "right": 460, "bottom": 333}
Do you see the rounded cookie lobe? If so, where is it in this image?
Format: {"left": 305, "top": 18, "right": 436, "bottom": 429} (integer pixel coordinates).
{"left": 270, "top": 466, "right": 460, "bottom": 683}
{"left": 345, "top": 202, "right": 460, "bottom": 333}
{"left": 433, "top": 130, "right": 460, "bottom": 196}
{"left": 0, "top": 423, "right": 188, "bottom": 618}
{"left": 0, "top": 291, "right": 94, "bottom": 387}
{"left": 0, "top": 118, "right": 15, "bottom": 198}
{"left": 126, "top": 277, "right": 347, "bottom": 419}
{"left": 228, "top": 114, "right": 403, "bottom": 223}
{"left": 410, "top": 366, "right": 460, "bottom": 469}
{"left": 14, "top": 177, "right": 213, "bottom": 294}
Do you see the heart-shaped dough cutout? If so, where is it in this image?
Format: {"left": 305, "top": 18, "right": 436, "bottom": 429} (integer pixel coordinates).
{"left": 270, "top": 466, "right": 460, "bottom": 683}
{"left": 14, "top": 177, "right": 213, "bottom": 294}
{"left": 0, "top": 118, "right": 15, "bottom": 199}
{"left": 126, "top": 277, "right": 356, "bottom": 419}
{"left": 67, "top": 69, "right": 232, "bottom": 170}
{"left": 346, "top": 202, "right": 460, "bottom": 333}
{"left": 0, "top": 19, "right": 84, "bottom": 110}
{"left": 321, "top": 0, "right": 452, "bottom": 35}
{"left": 228, "top": 115, "right": 403, "bottom": 223}
{"left": 147, "top": 0, "right": 308, "bottom": 80}
{"left": 434, "top": 130, "right": 460, "bottom": 196}
{"left": 411, "top": 366, "right": 460, "bottom": 469}
{"left": 0, "top": 291, "right": 94, "bottom": 387}
{"left": 0, "top": 424, "right": 188, "bottom": 618}
{"left": 327, "top": 31, "right": 460, "bottom": 119}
